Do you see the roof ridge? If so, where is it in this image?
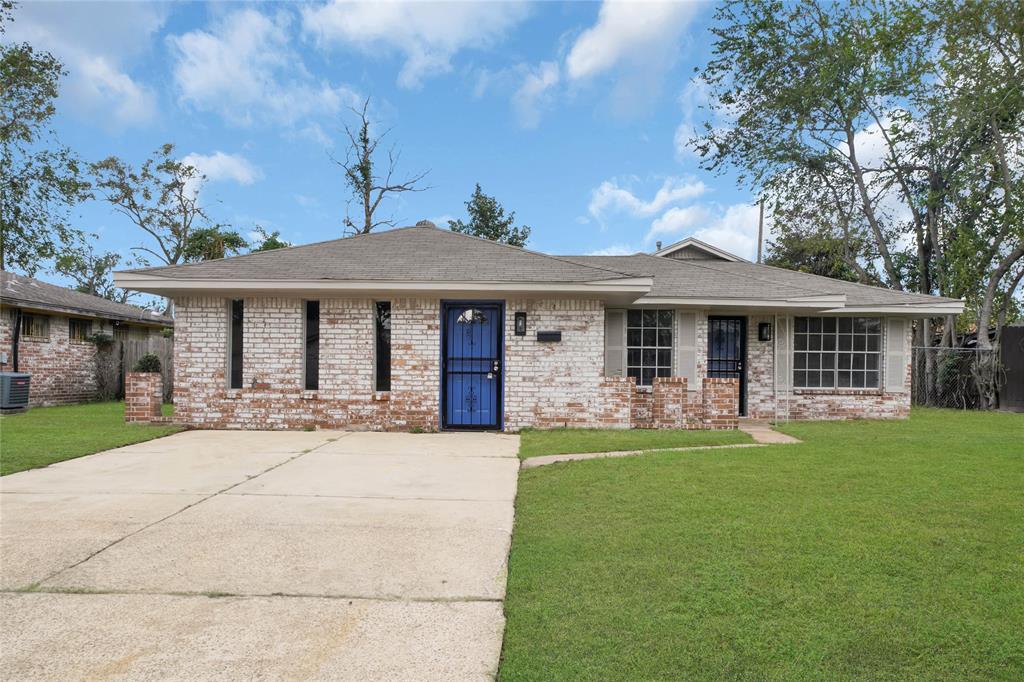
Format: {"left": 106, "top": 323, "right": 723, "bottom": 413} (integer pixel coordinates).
{"left": 120, "top": 225, "right": 430, "bottom": 275}
{"left": 126, "top": 225, "right": 642, "bottom": 281}
{"left": 740, "top": 261, "right": 959, "bottom": 302}
{"left": 437, "top": 227, "right": 640, "bottom": 279}
{"left": 596, "top": 253, "right": 826, "bottom": 298}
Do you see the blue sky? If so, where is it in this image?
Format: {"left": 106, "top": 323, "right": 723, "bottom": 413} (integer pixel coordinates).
{"left": 11, "top": 0, "right": 764, "bottom": 270}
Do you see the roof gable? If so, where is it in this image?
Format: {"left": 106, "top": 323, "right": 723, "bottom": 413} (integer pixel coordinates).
{"left": 654, "top": 237, "right": 745, "bottom": 262}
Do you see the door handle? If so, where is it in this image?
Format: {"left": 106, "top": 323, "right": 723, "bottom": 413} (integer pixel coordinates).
{"left": 492, "top": 360, "right": 501, "bottom": 373}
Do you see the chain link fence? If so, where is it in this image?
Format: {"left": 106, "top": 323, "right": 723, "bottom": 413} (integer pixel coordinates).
{"left": 911, "top": 347, "right": 1000, "bottom": 409}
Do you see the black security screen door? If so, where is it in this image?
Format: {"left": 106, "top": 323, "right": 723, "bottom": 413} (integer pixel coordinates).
{"left": 442, "top": 302, "right": 503, "bottom": 429}
{"left": 707, "top": 316, "right": 747, "bottom": 416}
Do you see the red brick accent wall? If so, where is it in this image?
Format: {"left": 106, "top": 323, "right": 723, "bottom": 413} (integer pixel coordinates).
{"left": 702, "top": 377, "right": 739, "bottom": 429}
{"left": 1, "top": 311, "right": 98, "bottom": 406}
{"left": 631, "top": 388, "right": 654, "bottom": 428}
{"left": 172, "top": 296, "right": 439, "bottom": 431}
{"left": 646, "top": 376, "right": 738, "bottom": 430}
{"left": 125, "top": 372, "right": 162, "bottom": 422}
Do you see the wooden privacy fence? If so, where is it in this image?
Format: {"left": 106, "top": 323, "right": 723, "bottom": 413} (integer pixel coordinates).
{"left": 96, "top": 336, "right": 174, "bottom": 403}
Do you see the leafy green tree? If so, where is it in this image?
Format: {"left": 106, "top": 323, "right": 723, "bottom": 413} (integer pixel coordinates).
{"left": 694, "top": 0, "right": 1023, "bottom": 406}
{"left": 54, "top": 246, "right": 131, "bottom": 302}
{"left": 91, "top": 143, "right": 227, "bottom": 267}
{"left": 182, "top": 227, "right": 246, "bottom": 262}
{"left": 448, "top": 184, "right": 531, "bottom": 246}
{"left": 0, "top": 1, "right": 88, "bottom": 274}
{"left": 765, "top": 232, "right": 862, "bottom": 283}
{"left": 251, "top": 224, "right": 291, "bottom": 252}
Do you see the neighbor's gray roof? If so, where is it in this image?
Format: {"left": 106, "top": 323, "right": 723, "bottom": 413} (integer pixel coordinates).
{"left": 564, "top": 254, "right": 962, "bottom": 306}
{"left": 1, "top": 271, "right": 172, "bottom": 324}
{"left": 124, "top": 226, "right": 639, "bottom": 283}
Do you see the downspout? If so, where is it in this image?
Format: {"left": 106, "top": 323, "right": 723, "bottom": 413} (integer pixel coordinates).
{"left": 12, "top": 308, "right": 22, "bottom": 372}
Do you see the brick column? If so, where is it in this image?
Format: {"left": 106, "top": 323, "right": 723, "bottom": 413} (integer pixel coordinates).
{"left": 702, "top": 377, "right": 739, "bottom": 430}
{"left": 126, "top": 372, "right": 163, "bottom": 423}
{"left": 652, "top": 377, "right": 688, "bottom": 429}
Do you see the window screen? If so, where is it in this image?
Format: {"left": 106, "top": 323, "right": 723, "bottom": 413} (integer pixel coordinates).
{"left": 21, "top": 314, "right": 49, "bottom": 338}
{"left": 794, "top": 317, "right": 881, "bottom": 388}
{"left": 626, "top": 309, "right": 673, "bottom": 386}
{"left": 69, "top": 318, "right": 92, "bottom": 341}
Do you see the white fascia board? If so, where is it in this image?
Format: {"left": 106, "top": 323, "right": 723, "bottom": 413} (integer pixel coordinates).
{"left": 819, "top": 301, "right": 965, "bottom": 315}
{"left": 636, "top": 295, "right": 846, "bottom": 309}
{"left": 113, "top": 274, "right": 654, "bottom": 296}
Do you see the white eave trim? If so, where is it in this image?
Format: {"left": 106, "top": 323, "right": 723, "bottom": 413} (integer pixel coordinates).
{"left": 635, "top": 295, "right": 847, "bottom": 308}
{"left": 819, "top": 301, "right": 965, "bottom": 315}
{"left": 113, "top": 274, "right": 654, "bottom": 295}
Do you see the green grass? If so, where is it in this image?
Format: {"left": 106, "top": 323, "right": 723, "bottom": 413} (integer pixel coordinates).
{"left": 0, "top": 401, "right": 181, "bottom": 476}
{"left": 500, "top": 408, "right": 1024, "bottom": 680}
{"left": 517, "top": 427, "right": 752, "bottom": 459}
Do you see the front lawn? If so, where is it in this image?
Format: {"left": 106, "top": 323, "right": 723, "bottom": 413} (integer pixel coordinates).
{"left": 0, "top": 401, "right": 180, "bottom": 476}
{"left": 518, "top": 427, "right": 752, "bottom": 459}
{"left": 501, "top": 408, "right": 1024, "bottom": 680}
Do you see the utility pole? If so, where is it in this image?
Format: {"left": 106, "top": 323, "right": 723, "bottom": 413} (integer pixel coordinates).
{"left": 756, "top": 198, "right": 764, "bottom": 264}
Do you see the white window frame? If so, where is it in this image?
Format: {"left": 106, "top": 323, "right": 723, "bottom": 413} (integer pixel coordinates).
{"left": 793, "top": 316, "right": 883, "bottom": 389}
{"left": 625, "top": 309, "right": 674, "bottom": 386}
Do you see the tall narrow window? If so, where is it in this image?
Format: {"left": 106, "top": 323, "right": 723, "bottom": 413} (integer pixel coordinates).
{"left": 375, "top": 302, "right": 391, "bottom": 391}
{"left": 229, "top": 299, "right": 243, "bottom": 389}
{"left": 305, "top": 300, "right": 320, "bottom": 390}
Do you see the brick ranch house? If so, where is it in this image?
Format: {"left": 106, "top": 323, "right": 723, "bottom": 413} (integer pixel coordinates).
{"left": 114, "top": 223, "right": 963, "bottom": 431}
{"left": 1, "top": 272, "right": 172, "bottom": 406}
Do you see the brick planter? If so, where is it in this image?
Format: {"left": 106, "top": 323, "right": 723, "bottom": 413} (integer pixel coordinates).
{"left": 125, "top": 372, "right": 163, "bottom": 423}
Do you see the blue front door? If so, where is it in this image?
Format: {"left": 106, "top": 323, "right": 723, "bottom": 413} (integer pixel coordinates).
{"left": 442, "top": 303, "right": 502, "bottom": 429}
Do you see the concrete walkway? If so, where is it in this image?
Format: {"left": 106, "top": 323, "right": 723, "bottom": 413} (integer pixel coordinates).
{"left": 1, "top": 430, "right": 519, "bottom": 681}
{"left": 737, "top": 419, "right": 803, "bottom": 444}
{"left": 521, "top": 422, "right": 801, "bottom": 469}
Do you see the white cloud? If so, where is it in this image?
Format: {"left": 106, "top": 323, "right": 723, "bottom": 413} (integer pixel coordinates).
{"left": 648, "top": 205, "right": 714, "bottom": 239}
{"left": 182, "top": 152, "right": 263, "bottom": 185}
{"left": 168, "top": 9, "right": 360, "bottom": 127}
{"left": 7, "top": 2, "right": 166, "bottom": 126}
{"left": 301, "top": 1, "right": 530, "bottom": 89}
{"left": 565, "top": 0, "right": 700, "bottom": 115}
{"left": 513, "top": 62, "right": 560, "bottom": 129}
{"left": 588, "top": 176, "right": 708, "bottom": 223}
{"left": 673, "top": 78, "right": 711, "bottom": 159}
{"left": 644, "top": 201, "right": 763, "bottom": 260}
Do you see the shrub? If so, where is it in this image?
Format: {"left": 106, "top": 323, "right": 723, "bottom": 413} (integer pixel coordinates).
{"left": 133, "top": 353, "right": 162, "bottom": 373}
{"left": 88, "top": 331, "right": 115, "bottom": 350}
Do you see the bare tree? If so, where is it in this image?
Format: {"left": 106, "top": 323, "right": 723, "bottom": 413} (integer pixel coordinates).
{"left": 91, "top": 144, "right": 211, "bottom": 267}
{"left": 335, "top": 98, "right": 429, "bottom": 234}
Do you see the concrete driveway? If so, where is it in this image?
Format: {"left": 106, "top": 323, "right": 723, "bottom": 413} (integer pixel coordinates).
{"left": 0, "top": 429, "right": 520, "bottom": 680}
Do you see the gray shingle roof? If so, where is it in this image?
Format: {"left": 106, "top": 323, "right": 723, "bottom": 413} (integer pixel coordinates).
{"left": 564, "top": 254, "right": 962, "bottom": 306}
{"left": 117, "top": 224, "right": 960, "bottom": 308}
{"left": 1, "top": 271, "right": 172, "bottom": 324}
{"left": 124, "top": 226, "right": 637, "bottom": 283}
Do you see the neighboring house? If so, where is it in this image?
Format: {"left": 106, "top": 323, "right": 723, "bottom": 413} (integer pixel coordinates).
{"left": 114, "top": 223, "right": 963, "bottom": 431}
{"left": 1, "top": 272, "right": 172, "bottom": 406}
